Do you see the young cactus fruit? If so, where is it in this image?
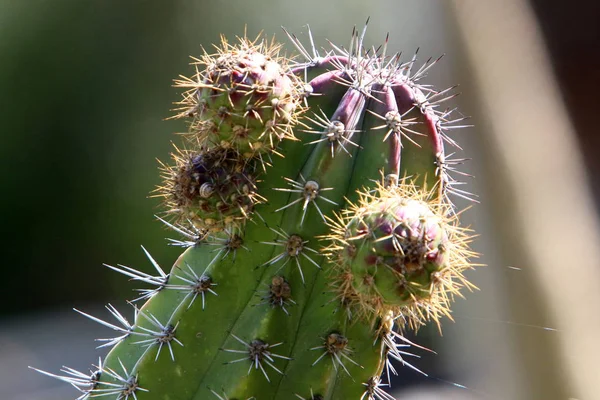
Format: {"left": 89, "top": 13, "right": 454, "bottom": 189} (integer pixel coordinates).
{"left": 32, "top": 24, "right": 477, "bottom": 400}
{"left": 326, "top": 180, "right": 475, "bottom": 332}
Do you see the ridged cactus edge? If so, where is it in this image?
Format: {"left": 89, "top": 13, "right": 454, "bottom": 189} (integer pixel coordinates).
{"left": 32, "top": 23, "right": 478, "bottom": 400}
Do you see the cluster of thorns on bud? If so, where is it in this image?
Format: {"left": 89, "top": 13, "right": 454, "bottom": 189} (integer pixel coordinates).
{"left": 156, "top": 146, "right": 264, "bottom": 232}
{"left": 324, "top": 178, "right": 477, "bottom": 331}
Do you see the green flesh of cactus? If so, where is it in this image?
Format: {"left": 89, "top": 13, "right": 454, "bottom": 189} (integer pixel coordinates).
{"left": 32, "top": 24, "right": 477, "bottom": 400}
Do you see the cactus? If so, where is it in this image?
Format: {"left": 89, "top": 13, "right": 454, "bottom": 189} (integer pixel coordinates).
{"left": 32, "top": 23, "right": 477, "bottom": 400}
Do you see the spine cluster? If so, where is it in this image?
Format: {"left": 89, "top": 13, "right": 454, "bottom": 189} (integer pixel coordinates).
{"left": 32, "top": 24, "right": 477, "bottom": 400}
{"left": 326, "top": 180, "right": 475, "bottom": 331}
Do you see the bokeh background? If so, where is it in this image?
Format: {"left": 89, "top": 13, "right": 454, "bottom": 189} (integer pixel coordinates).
{"left": 1, "top": 1, "right": 599, "bottom": 399}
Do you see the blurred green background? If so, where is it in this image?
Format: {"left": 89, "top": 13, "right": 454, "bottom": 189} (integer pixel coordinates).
{"left": 1, "top": 1, "right": 598, "bottom": 399}
{"left": 1, "top": 1, "right": 184, "bottom": 314}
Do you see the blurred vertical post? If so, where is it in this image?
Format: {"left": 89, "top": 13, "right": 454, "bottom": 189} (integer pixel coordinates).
{"left": 448, "top": 0, "right": 600, "bottom": 398}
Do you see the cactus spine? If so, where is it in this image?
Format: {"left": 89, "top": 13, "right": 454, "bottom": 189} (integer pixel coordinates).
{"left": 32, "top": 24, "right": 477, "bottom": 400}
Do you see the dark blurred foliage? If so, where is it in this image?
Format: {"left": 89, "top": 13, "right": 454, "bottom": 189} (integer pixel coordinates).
{"left": 0, "top": 1, "right": 190, "bottom": 315}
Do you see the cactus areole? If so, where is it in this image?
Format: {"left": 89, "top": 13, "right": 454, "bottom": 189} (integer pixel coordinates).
{"left": 32, "top": 24, "right": 478, "bottom": 400}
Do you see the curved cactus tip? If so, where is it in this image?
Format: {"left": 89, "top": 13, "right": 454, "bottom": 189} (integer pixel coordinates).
{"left": 324, "top": 176, "right": 478, "bottom": 331}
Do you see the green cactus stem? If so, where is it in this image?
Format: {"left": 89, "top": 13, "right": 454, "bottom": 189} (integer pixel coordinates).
{"left": 31, "top": 23, "right": 478, "bottom": 400}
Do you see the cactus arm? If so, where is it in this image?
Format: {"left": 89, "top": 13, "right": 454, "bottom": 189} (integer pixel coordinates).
{"left": 273, "top": 271, "right": 347, "bottom": 400}
{"left": 193, "top": 83, "right": 366, "bottom": 400}
{"left": 254, "top": 86, "right": 367, "bottom": 399}
{"left": 272, "top": 89, "right": 368, "bottom": 399}
{"left": 30, "top": 25, "right": 478, "bottom": 400}
{"left": 95, "top": 132, "right": 313, "bottom": 399}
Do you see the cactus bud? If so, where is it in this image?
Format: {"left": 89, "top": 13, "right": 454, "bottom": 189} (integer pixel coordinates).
{"left": 174, "top": 36, "right": 305, "bottom": 159}
{"left": 327, "top": 180, "right": 475, "bottom": 330}
{"left": 157, "top": 146, "right": 262, "bottom": 231}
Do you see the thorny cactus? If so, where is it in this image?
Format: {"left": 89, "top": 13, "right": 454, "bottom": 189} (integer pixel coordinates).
{"left": 32, "top": 23, "right": 478, "bottom": 400}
